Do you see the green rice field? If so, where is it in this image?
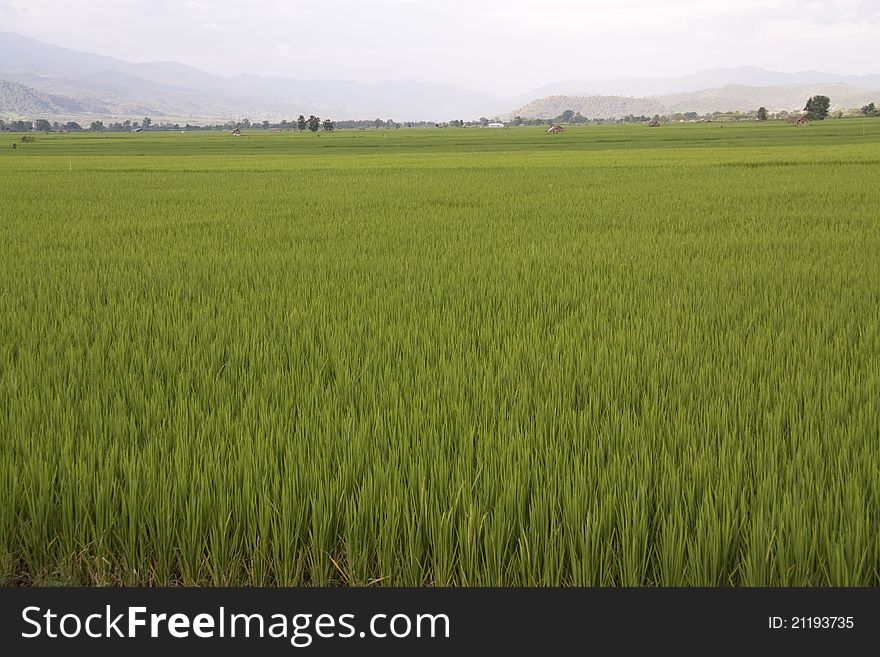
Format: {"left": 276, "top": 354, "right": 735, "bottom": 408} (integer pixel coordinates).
{"left": 1, "top": 120, "right": 879, "bottom": 586}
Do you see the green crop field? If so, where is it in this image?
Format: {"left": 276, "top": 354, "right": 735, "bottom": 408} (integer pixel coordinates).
{"left": 2, "top": 121, "right": 879, "bottom": 586}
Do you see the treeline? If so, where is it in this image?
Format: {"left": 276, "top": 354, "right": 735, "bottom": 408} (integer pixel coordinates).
{"left": 4, "top": 98, "right": 878, "bottom": 134}
{"left": 1, "top": 118, "right": 152, "bottom": 132}
{"left": 505, "top": 111, "right": 722, "bottom": 125}
{"left": 516, "top": 97, "right": 879, "bottom": 126}
{"left": 506, "top": 110, "right": 768, "bottom": 126}
{"left": 3, "top": 115, "right": 442, "bottom": 132}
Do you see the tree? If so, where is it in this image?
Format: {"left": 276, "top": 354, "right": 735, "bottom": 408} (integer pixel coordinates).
{"left": 373, "top": 117, "right": 384, "bottom": 129}
{"left": 90, "top": 121, "right": 105, "bottom": 131}
{"left": 804, "top": 95, "right": 830, "bottom": 120}
{"left": 307, "top": 115, "right": 320, "bottom": 132}
{"left": 64, "top": 122, "right": 82, "bottom": 131}
{"left": 558, "top": 109, "right": 575, "bottom": 123}
{"left": 262, "top": 120, "right": 270, "bottom": 129}
{"left": 35, "top": 118, "right": 52, "bottom": 132}
{"left": 297, "top": 115, "right": 307, "bottom": 131}
{"left": 322, "top": 118, "right": 334, "bottom": 132}
{"left": 756, "top": 107, "right": 768, "bottom": 121}
{"left": 861, "top": 102, "right": 877, "bottom": 116}
{"left": 142, "top": 116, "right": 152, "bottom": 129}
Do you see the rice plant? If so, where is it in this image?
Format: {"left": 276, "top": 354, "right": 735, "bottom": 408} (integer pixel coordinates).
{"left": 1, "top": 121, "right": 878, "bottom": 585}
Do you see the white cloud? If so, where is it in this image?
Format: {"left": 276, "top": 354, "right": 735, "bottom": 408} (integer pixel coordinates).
{"left": 271, "top": 43, "right": 292, "bottom": 58}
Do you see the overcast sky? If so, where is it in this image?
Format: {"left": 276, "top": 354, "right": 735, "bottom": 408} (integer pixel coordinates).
{"left": 1, "top": 0, "right": 878, "bottom": 95}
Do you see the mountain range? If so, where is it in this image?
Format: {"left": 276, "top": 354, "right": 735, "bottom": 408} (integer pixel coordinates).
{"left": 1, "top": 32, "right": 878, "bottom": 123}
{"left": 510, "top": 83, "right": 880, "bottom": 120}
{"left": 0, "top": 32, "right": 501, "bottom": 122}
{"left": 520, "top": 67, "right": 880, "bottom": 100}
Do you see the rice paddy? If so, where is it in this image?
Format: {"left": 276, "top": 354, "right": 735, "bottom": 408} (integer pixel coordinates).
{"left": 1, "top": 121, "right": 879, "bottom": 586}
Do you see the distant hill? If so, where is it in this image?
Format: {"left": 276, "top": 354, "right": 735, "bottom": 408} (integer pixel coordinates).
{"left": 0, "top": 32, "right": 504, "bottom": 122}
{"left": 0, "top": 79, "right": 106, "bottom": 115}
{"left": 661, "top": 83, "right": 879, "bottom": 114}
{"left": 509, "top": 83, "right": 880, "bottom": 120}
{"left": 516, "top": 66, "right": 880, "bottom": 101}
{"left": 2, "top": 32, "right": 879, "bottom": 123}
{"left": 510, "top": 94, "right": 669, "bottom": 121}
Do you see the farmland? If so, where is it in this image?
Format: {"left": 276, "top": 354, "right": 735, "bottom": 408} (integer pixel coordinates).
{"left": 1, "top": 121, "right": 879, "bottom": 586}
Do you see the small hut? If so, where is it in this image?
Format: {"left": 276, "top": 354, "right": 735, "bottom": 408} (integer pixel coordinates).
{"left": 547, "top": 124, "right": 564, "bottom": 134}
{"left": 647, "top": 119, "right": 661, "bottom": 127}
{"left": 231, "top": 128, "right": 242, "bottom": 136}
{"left": 786, "top": 115, "right": 810, "bottom": 126}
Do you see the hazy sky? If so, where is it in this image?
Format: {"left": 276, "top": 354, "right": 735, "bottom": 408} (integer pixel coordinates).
{"left": 2, "top": 0, "right": 878, "bottom": 95}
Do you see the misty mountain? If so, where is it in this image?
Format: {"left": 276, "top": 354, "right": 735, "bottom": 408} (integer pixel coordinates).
{"left": 661, "top": 83, "right": 879, "bottom": 114}
{"left": 510, "top": 94, "right": 669, "bottom": 121}
{"left": 0, "top": 78, "right": 107, "bottom": 115}
{"left": 2, "top": 32, "right": 879, "bottom": 123}
{"left": 517, "top": 66, "right": 880, "bottom": 101}
{"left": 510, "top": 83, "right": 880, "bottom": 120}
{"left": 0, "top": 32, "right": 503, "bottom": 122}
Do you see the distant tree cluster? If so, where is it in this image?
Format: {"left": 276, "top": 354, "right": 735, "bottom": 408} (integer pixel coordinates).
{"left": 80, "top": 117, "right": 155, "bottom": 132}
{"left": 5, "top": 119, "right": 34, "bottom": 131}
{"left": 555, "top": 109, "right": 587, "bottom": 124}
{"left": 804, "top": 95, "right": 831, "bottom": 120}
{"left": 4, "top": 115, "right": 345, "bottom": 133}
{"left": 862, "top": 102, "right": 877, "bottom": 116}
